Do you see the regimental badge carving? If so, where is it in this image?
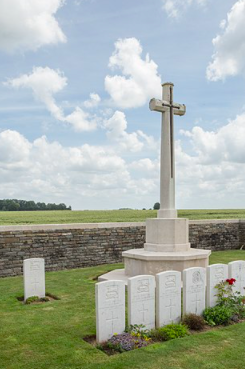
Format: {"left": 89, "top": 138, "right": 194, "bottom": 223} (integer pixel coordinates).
{"left": 137, "top": 279, "right": 149, "bottom": 293}
{"left": 106, "top": 286, "right": 119, "bottom": 300}
{"left": 214, "top": 266, "right": 225, "bottom": 280}
{"left": 165, "top": 275, "right": 176, "bottom": 288}
{"left": 192, "top": 271, "right": 203, "bottom": 284}
{"left": 30, "top": 260, "right": 41, "bottom": 271}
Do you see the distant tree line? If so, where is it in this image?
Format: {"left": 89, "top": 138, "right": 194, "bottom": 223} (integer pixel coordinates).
{"left": 0, "top": 199, "right": 72, "bottom": 211}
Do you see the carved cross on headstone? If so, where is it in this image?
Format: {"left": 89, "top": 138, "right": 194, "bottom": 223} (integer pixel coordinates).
{"left": 139, "top": 303, "right": 148, "bottom": 322}
{"left": 150, "top": 82, "right": 186, "bottom": 219}
{"left": 166, "top": 297, "right": 176, "bottom": 319}
{"left": 191, "top": 293, "right": 202, "bottom": 314}
{"left": 106, "top": 311, "right": 119, "bottom": 335}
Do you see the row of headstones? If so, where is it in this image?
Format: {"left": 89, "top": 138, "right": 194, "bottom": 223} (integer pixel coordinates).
{"left": 96, "top": 261, "right": 245, "bottom": 343}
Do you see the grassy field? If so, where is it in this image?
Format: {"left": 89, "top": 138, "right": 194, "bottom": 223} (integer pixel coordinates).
{"left": 1, "top": 250, "right": 245, "bottom": 369}
{"left": 0, "top": 209, "right": 245, "bottom": 225}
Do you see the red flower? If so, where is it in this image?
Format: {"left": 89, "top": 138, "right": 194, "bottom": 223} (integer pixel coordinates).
{"left": 226, "top": 278, "right": 236, "bottom": 285}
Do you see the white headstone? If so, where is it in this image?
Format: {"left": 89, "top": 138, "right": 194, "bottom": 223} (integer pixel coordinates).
{"left": 23, "top": 258, "right": 45, "bottom": 301}
{"left": 96, "top": 280, "right": 125, "bottom": 343}
{"left": 228, "top": 260, "right": 245, "bottom": 296}
{"left": 206, "top": 264, "right": 228, "bottom": 307}
{"left": 183, "top": 267, "right": 206, "bottom": 316}
{"left": 156, "top": 271, "right": 181, "bottom": 327}
{"left": 128, "top": 275, "right": 155, "bottom": 330}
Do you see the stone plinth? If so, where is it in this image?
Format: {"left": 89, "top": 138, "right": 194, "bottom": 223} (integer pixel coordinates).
{"left": 123, "top": 218, "right": 210, "bottom": 278}
{"left": 144, "top": 218, "right": 190, "bottom": 252}
{"left": 123, "top": 248, "right": 210, "bottom": 277}
{"left": 99, "top": 218, "right": 210, "bottom": 284}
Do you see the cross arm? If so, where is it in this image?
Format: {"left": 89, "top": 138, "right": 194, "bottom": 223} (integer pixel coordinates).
{"left": 149, "top": 98, "right": 186, "bottom": 116}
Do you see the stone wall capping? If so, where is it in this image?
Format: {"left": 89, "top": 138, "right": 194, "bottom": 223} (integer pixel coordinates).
{"left": 0, "top": 222, "right": 146, "bottom": 232}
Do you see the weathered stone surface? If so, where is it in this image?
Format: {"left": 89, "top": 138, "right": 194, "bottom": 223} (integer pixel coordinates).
{"left": 96, "top": 280, "right": 125, "bottom": 343}
{"left": 206, "top": 264, "right": 228, "bottom": 307}
{"left": 228, "top": 260, "right": 245, "bottom": 296}
{"left": 183, "top": 267, "right": 206, "bottom": 315}
{"left": 128, "top": 275, "right": 155, "bottom": 330}
{"left": 156, "top": 271, "right": 181, "bottom": 327}
{"left": 23, "top": 258, "right": 45, "bottom": 301}
{"left": 0, "top": 220, "right": 244, "bottom": 278}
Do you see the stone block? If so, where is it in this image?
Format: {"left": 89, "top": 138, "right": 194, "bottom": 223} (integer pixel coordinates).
{"left": 156, "top": 271, "right": 181, "bottom": 327}
{"left": 23, "top": 258, "right": 45, "bottom": 301}
{"left": 183, "top": 267, "right": 206, "bottom": 316}
{"left": 228, "top": 260, "right": 245, "bottom": 296}
{"left": 128, "top": 275, "right": 155, "bottom": 330}
{"left": 206, "top": 264, "right": 228, "bottom": 307}
{"left": 96, "top": 280, "right": 125, "bottom": 343}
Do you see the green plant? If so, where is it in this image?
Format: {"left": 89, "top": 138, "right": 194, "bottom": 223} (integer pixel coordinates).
{"left": 215, "top": 279, "right": 245, "bottom": 319}
{"left": 151, "top": 323, "right": 189, "bottom": 341}
{"left": 25, "top": 296, "right": 40, "bottom": 304}
{"left": 125, "top": 324, "right": 151, "bottom": 339}
{"left": 203, "top": 305, "right": 232, "bottom": 326}
{"left": 182, "top": 314, "right": 206, "bottom": 331}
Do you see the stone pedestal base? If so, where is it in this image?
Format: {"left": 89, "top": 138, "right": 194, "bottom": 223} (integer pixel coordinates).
{"left": 98, "top": 217, "right": 211, "bottom": 284}
{"left": 144, "top": 218, "right": 190, "bottom": 252}
{"left": 123, "top": 248, "right": 210, "bottom": 277}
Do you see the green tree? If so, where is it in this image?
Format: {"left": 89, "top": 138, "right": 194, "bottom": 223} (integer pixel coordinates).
{"left": 153, "top": 202, "right": 160, "bottom": 210}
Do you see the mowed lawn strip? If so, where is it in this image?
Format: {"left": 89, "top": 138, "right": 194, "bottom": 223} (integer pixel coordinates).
{"left": 0, "top": 251, "right": 245, "bottom": 369}
{"left": 0, "top": 208, "right": 245, "bottom": 225}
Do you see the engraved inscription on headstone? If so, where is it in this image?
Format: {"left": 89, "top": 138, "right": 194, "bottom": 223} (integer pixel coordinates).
{"left": 183, "top": 267, "right": 206, "bottom": 316}
{"left": 207, "top": 264, "right": 228, "bottom": 307}
{"left": 23, "top": 258, "right": 45, "bottom": 301}
{"left": 156, "top": 271, "right": 181, "bottom": 327}
{"left": 228, "top": 261, "right": 245, "bottom": 296}
{"left": 96, "top": 280, "right": 125, "bottom": 343}
{"left": 128, "top": 275, "right": 155, "bottom": 330}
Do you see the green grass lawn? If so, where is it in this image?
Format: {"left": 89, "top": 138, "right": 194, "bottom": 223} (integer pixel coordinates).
{"left": 1, "top": 250, "right": 245, "bottom": 369}
{"left": 0, "top": 208, "right": 245, "bottom": 225}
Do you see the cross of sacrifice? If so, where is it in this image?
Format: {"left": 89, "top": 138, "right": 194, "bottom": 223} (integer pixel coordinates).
{"left": 106, "top": 311, "right": 119, "bottom": 335}
{"left": 166, "top": 297, "right": 176, "bottom": 319}
{"left": 150, "top": 82, "right": 186, "bottom": 219}
{"left": 191, "top": 293, "right": 202, "bottom": 314}
{"left": 139, "top": 304, "right": 148, "bottom": 322}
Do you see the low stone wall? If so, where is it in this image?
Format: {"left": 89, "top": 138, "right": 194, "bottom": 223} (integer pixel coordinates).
{"left": 0, "top": 220, "right": 244, "bottom": 277}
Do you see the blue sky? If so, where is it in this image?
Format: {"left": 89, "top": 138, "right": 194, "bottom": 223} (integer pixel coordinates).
{"left": 1, "top": 0, "right": 245, "bottom": 210}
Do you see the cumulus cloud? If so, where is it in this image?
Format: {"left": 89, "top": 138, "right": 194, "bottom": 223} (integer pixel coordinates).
{"left": 4, "top": 67, "right": 97, "bottom": 131}
{"left": 0, "top": 0, "right": 66, "bottom": 53}
{"left": 105, "top": 38, "right": 161, "bottom": 109}
{"left": 180, "top": 113, "right": 245, "bottom": 164}
{"left": 84, "top": 93, "right": 101, "bottom": 108}
{"left": 174, "top": 113, "right": 245, "bottom": 208}
{"left": 162, "top": 0, "right": 208, "bottom": 19}
{"left": 207, "top": 0, "right": 245, "bottom": 81}
{"left": 104, "top": 110, "right": 156, "bottom": 152}
{"left": 0, "top": 129, "right": 160, "bottom": 208}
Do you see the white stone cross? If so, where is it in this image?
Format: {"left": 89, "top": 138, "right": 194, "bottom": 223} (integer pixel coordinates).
{"left": 150, "top": 82, "right": 186, "bottom": 218}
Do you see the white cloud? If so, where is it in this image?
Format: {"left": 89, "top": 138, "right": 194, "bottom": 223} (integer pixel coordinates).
{"left": 0, "top": 129, "right": 159, "bottom": 208}
{"left": 105, "top": 38, "right": 161, "bottom": 109}
{"left": 104, "top": 111, "right": 156, "bottom": 152}
{"left": 162, "top": 0, "right": 208, "bottom": 19}
{"left": 207, "top": 0, "right": 245, "bottom": 81}
{"left": 0, "top": 0, "right": 66, "bottom": 53}
{"left": 84, "top": 93, "right": 101, "bottom": 108}
{"left": 4, "top": 67, "right": 97, "bottom": 132}
{"left": 175, "top": 113, "right": 245, "bottom": 208}
{"left": 180, "top": 113, "right": 245, "bottom": 164}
